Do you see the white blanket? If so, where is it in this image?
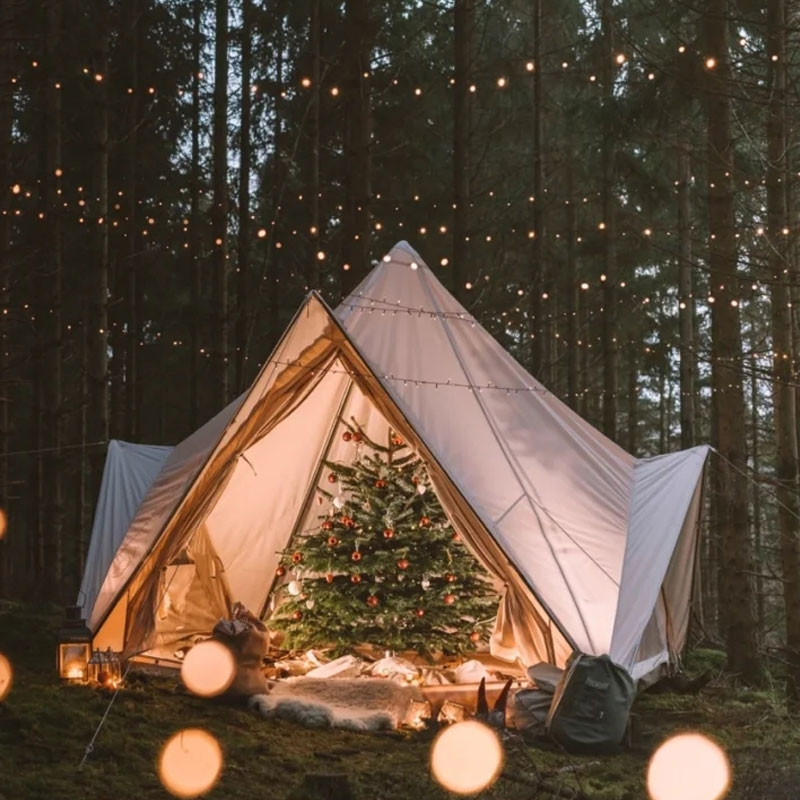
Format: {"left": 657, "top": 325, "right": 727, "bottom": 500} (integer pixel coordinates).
{"left": 249, "top": 677, "right": 424, "bottom": 732}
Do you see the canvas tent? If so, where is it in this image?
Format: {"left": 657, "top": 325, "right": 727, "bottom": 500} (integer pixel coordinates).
{"left": 81, "top": 241, "right": 708, "bottom": 682}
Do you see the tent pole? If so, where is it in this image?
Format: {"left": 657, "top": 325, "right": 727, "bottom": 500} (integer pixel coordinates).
{"left": 258, "top": 375, "right": 356, "bottom": 620}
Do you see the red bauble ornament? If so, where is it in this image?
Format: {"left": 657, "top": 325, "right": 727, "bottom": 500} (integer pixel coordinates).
{"left": 397, "top": 558, "right": 410, "bottom": 570}
{"left": 375, "top": 479, "right": 387, "bottom": 489}
{"left": 327, "top": 473, "right": 338, "bottom": 483}
{"left": 353, "top": 432, "right": 363, "bottom": 443}
{"left": 291, "top": 610, "right": 303, "bottom": 621}
{"left": 325, "top": 573, "right": 335, "bottom": 584}
{"left": 469, "top": 631, "right": 481, "bottom": 643}
{"left": 452, "top": 533, "right": 461, "bottom": 542}
{"left": 367, "top": 595, "right": 379, "bottom": 607}
{"left": 412, "top": 475, "right": 420, "bottom": 485}
{"left": 327, "top": 535, "right": 339, "bottom": 547}
{"left": 275, "top": 566, "right": 286, "bottom": 577}
{"left": 351, "top": 551, "right": 362, "bottom": 562}
{"left": 391, "top": 434, "right": 404, "bottom": 446}
{"left": 342, "top": 431, "right": 353, "bottom": 442}
{"left": 383, "top": 528, "right": 395, "bottom": 539}
{"left": 443, "top": 594, "right": 456, "bottom": 605}
{"left": 415, "top": 608, "right": 425, "bottom": 617}
{"left": 321, "top": 520, "right": 333, "bottom": 531}
{"left": 291, "top": 551, "right": 303, "bottom": 564}
{"left": 445, "top": 573, "right": 456, "bottom": 583}
{"left": 341, "top": 515, "right": 355, "bottom": 528}
{"left": 419, "top": 516, "right": 431, "bottom": 528}
{"left": 351, "top": 574, "right": 362, "bottom": 584}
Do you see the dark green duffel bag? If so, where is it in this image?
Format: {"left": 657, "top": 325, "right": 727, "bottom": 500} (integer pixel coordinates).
{"left": 545, "top": 653, "right": 635, "bottom": 753}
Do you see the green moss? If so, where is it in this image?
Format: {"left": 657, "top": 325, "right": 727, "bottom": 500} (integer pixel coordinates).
{"left": 1, "top": 603, "right": 799, "bottom": 799}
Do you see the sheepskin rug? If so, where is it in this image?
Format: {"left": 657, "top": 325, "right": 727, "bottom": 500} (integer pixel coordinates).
{"left": 249, "top": 677, "right": 424, "bottom": 732}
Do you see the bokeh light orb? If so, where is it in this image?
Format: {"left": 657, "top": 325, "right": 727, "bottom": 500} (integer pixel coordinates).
{"left": 0, "top": 653, "right": 12, "bottom": 700}
{"left": 647, "top": 732, "right": 731, "bottom": 800}
{"left": 430, "top": 720, "right": 503, "bottom": 795}
{"left": 180, "top": 640, "right": 235, "bottom": 698}
{"left": 0, "top": 507, "right": 7, "bottom": 540}
{"left": 158, "top": 728, "right": 223, "bottom": 798}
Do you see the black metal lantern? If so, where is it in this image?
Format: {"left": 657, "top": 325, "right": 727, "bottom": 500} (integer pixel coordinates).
{"left": 57, "top": 605, "right": 92, "bottom": 683}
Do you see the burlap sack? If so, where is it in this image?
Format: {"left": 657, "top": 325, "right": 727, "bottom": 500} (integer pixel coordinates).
{"left": 212, "top": 626, "right": 269, "bottom": 698}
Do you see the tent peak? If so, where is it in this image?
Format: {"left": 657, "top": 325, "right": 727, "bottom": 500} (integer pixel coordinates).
{"left": 386, "top": 240, "right": 426, "bottom": 266}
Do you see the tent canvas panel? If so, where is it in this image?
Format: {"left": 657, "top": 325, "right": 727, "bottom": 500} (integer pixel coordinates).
{"left": 79, "top": 440, "right": 172, "bottom": 621}
{"left": 609, "top": 446, "right": 708, "bottom": 675}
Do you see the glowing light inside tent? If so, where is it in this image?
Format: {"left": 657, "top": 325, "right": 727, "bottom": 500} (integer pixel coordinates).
{"left": 0, "top": 507, "right": 6, "bottom": 539}
{"left": 159, "top": 728, "right": 223, "bottom": 798}
{"left": 0, "top": 653, "right": 12, "bottom": 700}
{"left": 647, "top": 733, "right": 730, "bottom": 800}
{"left": 180, "top": 641, "right": 235, "bottom": 698}
{"left": 430, "top": 720, "right": 503, "bottom": 795}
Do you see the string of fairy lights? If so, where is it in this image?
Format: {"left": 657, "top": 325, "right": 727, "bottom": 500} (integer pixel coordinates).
{"left": 0, "top": 13, "right": 797, "bottom": 429}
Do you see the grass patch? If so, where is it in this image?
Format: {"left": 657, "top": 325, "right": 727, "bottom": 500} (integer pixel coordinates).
{"left": 0, "top": 601, "right": 798, "bottom": 799}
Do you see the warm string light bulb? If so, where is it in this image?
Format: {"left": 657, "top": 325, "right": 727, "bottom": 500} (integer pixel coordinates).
{"left": 430, "top": 721, "right": 503, "bottom": 795}
{"left": 0, "top": 653, "right": 11, "bottom": 700}
{"left": 158, "top": 729, "right": 223, "bottom": 798}
{"left": 647, "top": 733, "right": 730, "bottom": 800}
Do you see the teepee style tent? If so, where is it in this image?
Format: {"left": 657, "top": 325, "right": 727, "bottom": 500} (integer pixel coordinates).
{"left": 83, "top": 242, "right": 708, "bottom": 682}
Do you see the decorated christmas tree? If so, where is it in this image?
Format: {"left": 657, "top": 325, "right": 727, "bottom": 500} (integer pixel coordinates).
{"left": 270, "top": 422, "right": 497, "bottom": 657}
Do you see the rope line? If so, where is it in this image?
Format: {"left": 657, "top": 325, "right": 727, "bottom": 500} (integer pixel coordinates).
{"left": 78, "top": 564, "right": 182, "bottom": 769}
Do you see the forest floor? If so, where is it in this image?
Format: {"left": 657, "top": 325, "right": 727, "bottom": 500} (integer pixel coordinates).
{"left": 1, "top": 601, "right": 799, "bottom": 800}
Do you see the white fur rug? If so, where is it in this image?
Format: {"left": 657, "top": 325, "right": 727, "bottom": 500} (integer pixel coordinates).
{"left": 249, "top": 677, "right": 424, "bottom": 732}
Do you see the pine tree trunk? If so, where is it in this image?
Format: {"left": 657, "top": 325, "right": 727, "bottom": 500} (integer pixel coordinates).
{"left": 307, "top": 0, "right": 321, "bottom": 290}
{"left": 77, "top": 316, "right": 89, "bottom": 586}
{"left": 704, "top": 0, "right": 761, "bottom": 682}
{"left": 579, "top": 288, "right": 588, "bottom": 418}
{"left": 88, "top": 0, "right": 110, "bottom": 508}
{"left": 42, "top": 0, "right": 63, "bottom": 599}
{"left": 0, "top": 0, "right": 13, "bottom": 596}
{"left": 212, "top": 0, "right": 230, "bottom": 407}
{"left": 341, "top": 0, "right": 371, "bottom": 296}
{"left": 677, "top": 100, "right": 696, "bottom": 449}
{"left": 565, "top": 188, "right": 578, "bottom": 409}
{"left": 452, "top": 0, "right": 471, "bottom": 304}
{"left": 659, "top": 361, "right": 666, "bottom": 453}
{"left": 266, "top": 0, "right": 286, "bottom": 350}
{"left": 599, "top": 0, "right": 618, "bottom": 441}
{"left": 125, "top": 0, "right": 141, "bottom": 439}
{"left": 235, "top": 0, "right": 252, "bottom": 392}
{"left": 627, "top": 346, "right": 637, "bottom": 454}
{"left": 767, "top": 0, "right": 800, "bottom": 700}
{"left": 750, "top": 331, "right": 764, "bottom": 632}
{"left": 530, "top": 0, "right": 545, "bottom": 376}
{"left": 189, "top": 0, "right": 202, "bottom": 427}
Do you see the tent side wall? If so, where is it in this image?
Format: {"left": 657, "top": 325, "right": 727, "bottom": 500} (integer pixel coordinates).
{"left": 610, "top": 446, "right": 709, "bottom": 677}
{"left": 78, "top": 441, "right": 172, "bottom": 621}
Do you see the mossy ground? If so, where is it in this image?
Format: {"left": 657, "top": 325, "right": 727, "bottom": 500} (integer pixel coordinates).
{"left": 0, "top": 601, "right": 797, "bottom": 799}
